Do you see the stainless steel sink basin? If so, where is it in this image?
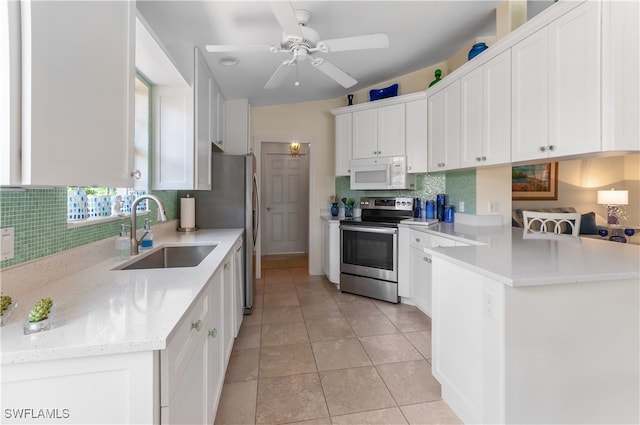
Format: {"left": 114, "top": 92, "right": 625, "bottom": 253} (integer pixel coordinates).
{"left": 115, "top": 245, "right": 216, "bottom": 270}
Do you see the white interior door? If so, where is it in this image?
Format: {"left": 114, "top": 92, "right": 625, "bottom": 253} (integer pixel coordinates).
{"left": 261, "top": 142, "right": 309, "bottom": 255}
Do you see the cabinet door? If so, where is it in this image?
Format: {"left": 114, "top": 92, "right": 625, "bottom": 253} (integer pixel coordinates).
{"left": 207, "top": 270, "right": 225, "bottom": 422}
{"left": 428, "top": 81, "right": 461, "bottom": 171}
{"left": 21, "top": 1, "right": 135, "bottom": 187}
{"left": 164, "top": 336, "right": 208, "bottom": 425}
{"left": 211, "top": 79, "right": 225, "bottom": 151}
{"left": 352, "top": 109, "right": 378, "bottom": 159}
{"left": 602, "top": 0, "right": 640, "bottom": 151}
{"left": 548, "top": 1, "right": 601, "bottom": 157}
{"left": 512, "top": 28, "right": 549, "bottom": 162}
{"left": 322, "top": 220, "right": 330, "bottom": 279}
{"left": 482, "top": 50, "right": 512, "bottom": 166}
{"left": 224, "top": 99, "right": 250, "bottom": 155}
{"left": 334, "top": 113, "right": 352, "bottom": 176}
{"left": 409, "top": 245, "right": 432, "bottom": 317}
{"left": 460, "top": 67, "right": 484, "bottom": 168}
{"left": 151, "top": 85, "right": 193, "bottom": 190}
{"left": 377, "top": 103, "right": 406, "bottom": 157}
{"left": 405, "top": 99, "right": 429, "bottom": 173}
{"left": 222, "top": 256, "right": 234, "bottom": 364}
{"left": 233, "top": 241, "right": 244, "bottom": 337}
{"left": 195, "top": 48, "right": 212, "bottom": 190}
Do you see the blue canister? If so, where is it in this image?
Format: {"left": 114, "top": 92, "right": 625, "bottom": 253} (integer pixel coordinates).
{"left": 436, "top": 194, "right": 446, "bottom": 221}
{"left": 444, "top": 205, "right": 455, "bottom": 223}
{"left": 425, "top": 200, "right": 435, "bottom": 219}
{"left": 414, "top": 198, "right": 422, "bottom": 218}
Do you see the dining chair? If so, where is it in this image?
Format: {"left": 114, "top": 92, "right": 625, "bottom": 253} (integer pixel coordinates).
{"left": 522, "top": 211, "right": 582, "bottom": 236}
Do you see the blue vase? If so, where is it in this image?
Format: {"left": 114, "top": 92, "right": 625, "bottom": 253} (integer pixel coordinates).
{"left": 468, "top": 42, "right": 488, "bottom": 60}
{"left": 598, "top": 229, "right": 608, "bottom": 238}
{"left": 345, "top": 205, "right": 353, "bottom": 218}
{"left": 624, "top": 228, "right": 635, "bottom": 237}
{"left": 330, "top": 203, "right": 339, "bottom": 217}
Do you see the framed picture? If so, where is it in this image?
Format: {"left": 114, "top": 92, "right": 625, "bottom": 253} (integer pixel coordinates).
{"left": 512, "top": 162, "right": 558, "bottom": 200}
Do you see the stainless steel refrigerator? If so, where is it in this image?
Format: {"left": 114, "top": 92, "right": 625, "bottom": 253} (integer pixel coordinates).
{"left": 178, "top": 153, "right": 258, "bottom": 314}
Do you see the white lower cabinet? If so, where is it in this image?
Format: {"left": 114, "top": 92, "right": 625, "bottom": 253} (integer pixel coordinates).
{"left": 321, "top": 218, "right": 340, "bottom": 285}
{"left": 232, "top": 239, "right": 244, "bottom": 337}
{"left": 409, "top": 230, "right": 432, "bottom": 317}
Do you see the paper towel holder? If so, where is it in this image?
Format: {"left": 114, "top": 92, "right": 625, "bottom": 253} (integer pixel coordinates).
{"left": 178, "top": 194, "right": 198, "bottom": 233}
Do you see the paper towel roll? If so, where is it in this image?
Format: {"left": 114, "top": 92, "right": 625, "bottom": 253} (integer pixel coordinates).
{"left": 180, "top": 197, "right": 196, "bottom": 229}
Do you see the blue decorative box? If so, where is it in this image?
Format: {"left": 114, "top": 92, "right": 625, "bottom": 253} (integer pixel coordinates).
{"left": 369, "top": 83, "right": 398, "bottom": 101}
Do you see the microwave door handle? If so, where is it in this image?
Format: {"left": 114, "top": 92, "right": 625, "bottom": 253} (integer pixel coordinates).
{"left": 341, "top": 225, "right": 397, "bottom": 235}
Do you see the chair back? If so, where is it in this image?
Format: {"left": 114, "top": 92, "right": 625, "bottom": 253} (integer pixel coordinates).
{"left": 522, "top": 211, "right": 582, "bottom": 236}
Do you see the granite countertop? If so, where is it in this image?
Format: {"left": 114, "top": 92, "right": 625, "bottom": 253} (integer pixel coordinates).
{"left": 403, "top": 221, "right": 640, "bottom": 287}
{"left": 0, "top": 229, "right": 243, "bottom": 365}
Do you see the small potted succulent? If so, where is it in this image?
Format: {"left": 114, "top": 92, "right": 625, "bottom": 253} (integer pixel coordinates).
{"left": 23, "top": 297, "right": 54, "bottom": 335}
{"left": 1, "top": 294, "right": 15, "bottom": 326}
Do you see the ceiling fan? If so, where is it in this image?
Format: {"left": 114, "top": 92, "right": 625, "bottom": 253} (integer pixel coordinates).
{"left": 205, "top": 2, "right": 389, "bottom": 89}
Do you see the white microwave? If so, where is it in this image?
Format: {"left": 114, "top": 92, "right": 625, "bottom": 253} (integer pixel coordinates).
{"left": 350, "top": 156, "right": 415, "bottom": 190}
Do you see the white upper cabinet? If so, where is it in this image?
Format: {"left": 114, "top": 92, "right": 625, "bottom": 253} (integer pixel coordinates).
{"left": 461, "top": 50, "right": 511, "bottom": 168}
{"left": 405, "top": 99, "right": 429, "bottom": 173}
{"left": 428, "top": 80, "right": 461, "bottom": 171}
{"left": 511, "top": 24, "right": 549, "bottom": 162}
{"left": 601, "top": 0, "right": 639, "bottom": 152}
{"left": 195, "top": 48, "right": 213, "bottom": 190}
{"left": 334, "top": 113, "right": 352, "bottom": 176}
{"left": 352, "top": 108, "right": 378, "bottom": 160}
{"left": 152, "top": 47, "right": 219, "bottom": 190}
{"left": 352, "top": 104, "right": 405, "bottom": 160}
{"left": 512, "top": 1, "right": 601, "bottom": 161}
{"left": 18, "top": 1, "right": 135, "bottom": 187}
{"left": 547, "top": 1, "right": 601, "bottom": 157}
{"left": 224, "top": 99, "right": 251, "bottom": 155}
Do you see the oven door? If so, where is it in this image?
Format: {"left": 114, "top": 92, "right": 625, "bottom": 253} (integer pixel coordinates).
{"left": 340, "top": 224, "right": 398, "bottom": 282}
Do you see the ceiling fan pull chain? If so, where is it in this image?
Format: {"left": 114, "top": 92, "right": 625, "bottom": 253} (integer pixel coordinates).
{"left": 295, "top": 61, "right": 300, "bottom": 87}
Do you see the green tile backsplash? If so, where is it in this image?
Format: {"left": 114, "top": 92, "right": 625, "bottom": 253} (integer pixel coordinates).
{"left": 334, "top": 170, "right": 477, "bottom": 214}
{"left": 0, "top": 188, "right": 177, "bottom": 269}
{"left": 445, "top": 169, "right": 477, "bottom": 214}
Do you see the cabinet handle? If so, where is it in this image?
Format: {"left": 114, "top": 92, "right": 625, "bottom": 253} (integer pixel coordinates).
{"left": 423, "top": 257, "right": 432, "bottom": 263}
{"left": 130, "top": 170, "right": 142, "bottom": 180}
{"left": 224, "top": 262, "right": 230, "bottom": 269}
{"left": 208, "top": 328, "right": 217, "bottom": 338}
{"left": 415, "top": 238, "right": 420, "bottom": 243}
{"left": 539, "top": 146, "right": 546, "bottom": 152}
{"left": 548, "top": 145, "right": 554, "bottom": 151}
{"left": 481, "top": 156, "right": 486, "bottom": 161}
{"left": 191, "top": 320, "right": 202, "bottom": 331}
{"left": 476, "top": 157, "right": 481, "bottom": 162}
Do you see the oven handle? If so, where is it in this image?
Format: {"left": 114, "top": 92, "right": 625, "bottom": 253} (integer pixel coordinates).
{"left": 341, "top": 225, "right": 398, "bottom": 235}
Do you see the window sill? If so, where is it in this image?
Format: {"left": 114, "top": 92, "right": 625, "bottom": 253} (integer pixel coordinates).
{"left": 66, "top": 211, "right": 149, "bottom": 229}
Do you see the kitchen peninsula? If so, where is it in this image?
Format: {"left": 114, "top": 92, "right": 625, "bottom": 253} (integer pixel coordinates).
{"left": 1, "top": 226, "right": 244, "bottom": 424}
{"left": 406, "top": 221, "right": 639, "bottom": 424}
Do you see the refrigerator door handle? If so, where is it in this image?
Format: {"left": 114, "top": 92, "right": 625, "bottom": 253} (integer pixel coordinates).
{"left": 253, "top": 173, "right": 259, "bottom": 248}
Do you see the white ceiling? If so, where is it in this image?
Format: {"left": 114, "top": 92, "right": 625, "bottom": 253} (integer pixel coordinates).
{"left": 137, "top": 1, "right": 553, "bottom": 107}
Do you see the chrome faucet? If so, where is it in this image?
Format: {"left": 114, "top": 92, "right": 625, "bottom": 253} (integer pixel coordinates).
{"left": 130, "top": 194, "right": 168, "bottom": 255}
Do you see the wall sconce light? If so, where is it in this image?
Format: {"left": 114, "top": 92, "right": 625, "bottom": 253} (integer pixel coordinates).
{"left": 597, "top": 189, "right": 628, "bottom": 224}
{"left": 289, "top": 142, "right": 301, "bottom": 157}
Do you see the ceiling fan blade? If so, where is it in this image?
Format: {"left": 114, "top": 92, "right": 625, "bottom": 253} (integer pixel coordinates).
{"left": 269, "top": 2, "right": 303, "bottom": 40}
{"left": 264, "top": 60, "right": 295, "bottom": 89}
{"left": 205, "top": 44, "right": 273, "bottom": 53}
{"left": 318, "top": 33, "right": 390, "bottom": 53}
{"left": 311, "top": 57, "right": 357, "bottom": 88}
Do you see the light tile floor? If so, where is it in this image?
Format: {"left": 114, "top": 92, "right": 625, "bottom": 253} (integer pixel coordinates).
{"left": 214, "top": 265, "right": 462, "bottom": 425}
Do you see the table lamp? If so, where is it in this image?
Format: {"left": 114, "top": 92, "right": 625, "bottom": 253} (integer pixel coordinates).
{"left": 597, "top": 189, "right": 628, "bottom": 224}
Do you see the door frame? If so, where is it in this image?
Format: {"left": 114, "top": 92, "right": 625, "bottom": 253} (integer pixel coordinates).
{"left": 253, "top": 136, "right": 315, "bottom": 279}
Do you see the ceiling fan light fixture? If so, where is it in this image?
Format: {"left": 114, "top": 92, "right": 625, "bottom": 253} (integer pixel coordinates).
{"left": 218, "top": 56, "right": 240, "bottom": 67}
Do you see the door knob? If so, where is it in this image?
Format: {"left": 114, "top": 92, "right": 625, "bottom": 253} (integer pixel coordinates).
{"left": 267, "top": 207, "right": 272, "bottom": 211}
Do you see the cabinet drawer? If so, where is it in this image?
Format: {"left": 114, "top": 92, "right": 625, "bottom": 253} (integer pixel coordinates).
{"left": 160, "top": 288, "right": 210, "bottom": 406}
{"left": 410, "top": 229, "right": 430, "bottom": 250}
{"left": 429, "top": 234, "right": 457, "bottom": 248}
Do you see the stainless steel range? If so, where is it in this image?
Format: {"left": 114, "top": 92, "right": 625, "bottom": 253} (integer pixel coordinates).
{"left": 340, "top": 196, "right": 417, "bottom": 303}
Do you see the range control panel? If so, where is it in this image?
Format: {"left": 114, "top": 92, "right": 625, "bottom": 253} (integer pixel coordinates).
{"left": 360, "top": 197, "right": 413, "bottom": 211}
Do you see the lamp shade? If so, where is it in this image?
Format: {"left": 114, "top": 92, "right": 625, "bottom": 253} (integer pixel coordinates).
{"left": 597, "top": 189, "right": 628, "bottom": 205}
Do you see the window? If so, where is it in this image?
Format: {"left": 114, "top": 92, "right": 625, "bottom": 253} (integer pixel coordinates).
{"left": 67, "top": 75, "right": 151, "bottom": 225}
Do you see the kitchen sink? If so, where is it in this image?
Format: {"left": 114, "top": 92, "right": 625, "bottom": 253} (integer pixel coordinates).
{"left": 115, "top": 245, "right": 216, "bottom": 270}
